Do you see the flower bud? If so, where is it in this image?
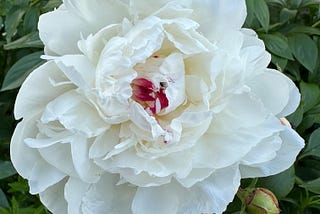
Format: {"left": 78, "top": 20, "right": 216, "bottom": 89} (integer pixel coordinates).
{"left": 238, "top": 187, "right": 280, "bottom": 214}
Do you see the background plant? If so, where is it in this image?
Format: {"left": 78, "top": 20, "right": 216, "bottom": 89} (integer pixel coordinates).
{"left": 0, "top": 0, "right": 320, "bottom": 213}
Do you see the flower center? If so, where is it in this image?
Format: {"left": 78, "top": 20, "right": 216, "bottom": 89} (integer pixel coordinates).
{"left": 131, "top": 77, "right": 169, "bottom": 115}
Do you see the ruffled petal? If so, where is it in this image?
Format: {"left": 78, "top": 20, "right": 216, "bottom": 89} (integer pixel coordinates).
{"left": 70, "top": 136, "right": 103, "bottom": 183}
{"left": 28, "top": 160, "right": 66, "bottom": 194}
{"left": 89, "top": 125, "right": 121, "bottom": 159}
{"left": 64, "top": 0, "right": 129, "bottom": 29}
{"left": 39, "top": 143, "right": 78, "bottom": 177}
{"left": 64, "top": 174, "right": 136, "bottom": 214}
{"left": 193, "top": 114, "right": 284, "bottom": 169}
{"left": 240, "top": 127, "right": 304, "bottom": 178}
{"left": 39, "top": 178, "right": 68, "bottom": 214}
{"left": 80, "top": 174, "right": 117, "bottom": 213}
{"left": 41, "top": 90, "right": 107, "bottom": 138}
{"left": 39, "top": 7, "right": 89, "bottom": 55}
{"left": 64, "top": 177, "right": 90, "bottom": 214}
{"left": 39, "top": 0, "right": 129, "bottom": 55}
{"left": 132, "top": 165, "right": 240, "bottom": 214}
{"left": 191, "top": 0, "right": 247, "bottom": 42}
{"left": 10, "top": 118, "right": 40, "bottom": 178}
{"left": 14, "top": 61, "right": 72, "bottom": 120}
{"left": 132, "top": 182, "right": 181, "bottom": 214}
{"left": 184, "top": 165, "right": 241, "bottom": 214}
{"left": 10, "top": 116, "right": 66, "bottom": 195}
{"left": 247, "top": 69, "right": 294, "bottom": 117}
{"left": 55, "top": 55, "right": 96, "bottom": 90}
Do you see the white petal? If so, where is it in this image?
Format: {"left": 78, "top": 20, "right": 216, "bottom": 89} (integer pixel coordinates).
{"left": 10, "top": 118, "right": 41, "bottom": 178}
{"left": 130, "top": 0, "right": 173, "bottom": 18}
{"left": 80, "top": 174, "right": 117, "bottom": 213}
{"left": 24, "top": 132, "right": 72, "bottom": 149}
{"left": 240, "top": 127, "right": 304, "bottom": 178}
{"left": 39, "top": 143, "right": 77, "bottom": 177}
{"left": 275, "top": 70, "right": 301, "bottom": 117}
{"left": 241, "top": 28, "right": 271, "bottom": 73}
{"left": 191, "top": 0, "right": 247, "bottom": 42}
{"left": 164, "top": 19, "right": 213, "bottom": 55}
{"left": 247, "top": 69, "right": 291, "bottom": 116}
{"left": 158, "top": 53, "right": 185, "bottom": 114}
{"left": 132, "top": 183, "right": 181, "bottom": 214}
{"left": 14, "top": 61, "right": 72, "bottom": 120}
{"left": 65, "top": 174, "right": 136, "bottom": 214}
{"left": 78, "top": 24, "right": 122, "bottom": 64}
{"left": 39, "top": 7, "right": 89, "bottom": 55}
{"left": 240, "top": 134, "right": 282, "bottom": 166}
{"left": 64, "top": 0, "right": 129, "bottom": 29}
{"left": 64, "top": 177, "right": 90, "bottom": 214}
{"left": 41, "top": 90, "right": 107, "bottom": 138}
{"left": 212, "top": 92, "right": 268, "bottom": 131}
{"left": 184, "top": 165, "right": 241, "bottom": 214}
{"left": 11, "top": 118, "right": 66, "bottom": 195}
{"left": 185, "top": 75, "right": 209, "bottom": 104}
{"left": 11, "top": 118, "right": 65, "bottom": 195}
{"left": 28, "top": 160, "right": 66, "bottom": 194}
{"left": 55, "top": 55, "right": 96, "bottom": 90}
{"left": 132, "top": 166, "right": 240, "bottom": 214}
{"left": 70, "top": 136, "right": 103, "bottom": 183}
{"left": 177, "top": 168, "right": 214, "bottom": 188}
{"left": 39, "top": 0, "right": 129, "bottom": 55}
{"left": 96, "top": 148, "right": 173, "bottom": 187}
{"left": 89, "top": 125, "right": 120, "bottom": 159}
{"left": 39, "top": 178, "right": 68, "bottom": 214}
{"left": 194, "top": 115, "right": 284, "bottom": 169}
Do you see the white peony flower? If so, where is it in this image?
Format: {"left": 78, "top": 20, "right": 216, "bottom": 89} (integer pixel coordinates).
{"left": 11, "top": 0, "right": 304, "bottom": 213}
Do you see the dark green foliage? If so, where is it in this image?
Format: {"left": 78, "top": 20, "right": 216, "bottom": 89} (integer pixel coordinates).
{"left": 1, "top": 0, "right": 320, "bottom": 213}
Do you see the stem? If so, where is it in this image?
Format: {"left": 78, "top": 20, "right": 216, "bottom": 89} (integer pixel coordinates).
{"left": 249, "top": 178, "right": 259, "bottom": 188}
{"left": 312, "top": 20, "right": 320, "bottom": 28}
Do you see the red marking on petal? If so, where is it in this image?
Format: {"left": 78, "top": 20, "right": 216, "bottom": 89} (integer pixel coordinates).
{"left": 131, "top": 77, "right": 169, "bottom": 115}
{"left": 131, "top": 78, "right": 154, "bottom": 89}
{"left": 157, "top": 89, "right": 169, "bottom": 109}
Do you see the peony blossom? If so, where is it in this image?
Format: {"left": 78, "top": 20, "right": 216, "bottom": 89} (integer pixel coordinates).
{"left": 11, "top": 0, "right": 304, "bottom": 213}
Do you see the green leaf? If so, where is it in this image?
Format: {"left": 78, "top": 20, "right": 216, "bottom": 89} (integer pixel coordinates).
{"left": 252, "top": 0, "right": 270, "bottom": 32}
{"left": 298, "top": 113, "right": 320, "bottom": 131}
{"left": 271, "top": 54, "right": 288, "bottom": 71}
{"left": 266, "top": 0, "right": 286, "bottom": 6}
{"left": 23, "top": 7, "right": 39, "bottom": 34}
{"left": 0, "top": 188, "right": 9, "bottom": 208}
{"left": 260, "top": 33, "right": 293, "bottom": 60}
{"left": 0, "top": 161, "right": 16, "bottom": 179}
{"left": 4, "top": 32, "right": 43, "bottom": 50}
{"left": 288, "top": 25, "right": 320, "bottom": 36}
{"left": 300, "top": 81, "right": 320, "bottom": 112}
{"left": 4, "top": 6, "right": 25, "bottom": 42}
{"left": 301, "top": 0, "right": 320, "bottom": 7}
{"left": 301, "top": 128, "right": 320, "bottom": 158}
{"left": 280, "top": 8, "right": 297, "bottom": 23}
{"left": 0, "top": 116, "right": 14, "bottom": 140}
{"left": 257, "top": 166, "right": 296, "bottom": 199}
{"left": 42, "top": 0, "right": 62, "bottom": 12}
{"left": 287, "top": 104, "right": 304, "bottom": 127}
{"left": 290, "top": 0, "right": 303, "bottom": 8}
{"left": 245, "top": 0, "right": 255, "bottom": 27}
{"left": 289, "top": 34, "right": 318, "bottom": 72}
{"left": 300, "top": 177, "right": 320, "bottom": 194}
{"left": 0, "top": 17, "right": 3, "bottom": 31}
{"left": 1, "top": 51, "right": 44, "bottom": 91}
